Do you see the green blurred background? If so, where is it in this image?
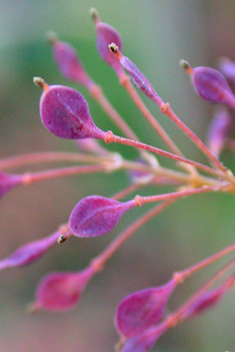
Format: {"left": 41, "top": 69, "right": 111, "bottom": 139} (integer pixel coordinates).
{"left": 0, "top": 1, "right": 235, "bottom": 351}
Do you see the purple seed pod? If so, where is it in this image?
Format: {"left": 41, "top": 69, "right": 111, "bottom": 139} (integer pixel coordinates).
{"left": 30, "top": 266, "right": 95, "bottom": 311}
{"left": 50, "top": 36, "right": 92, "bottom": 87}
{"left": 38, "top": 82, "right": 106, "bottom": 140}
{"left": 0, "top": 172, "right": 22, "bottom": 199}
{"left": 191, "top": 65, "right": 235, "bottom": 105}
{"left": 121, "top": 324, "right": 167, "bottom": 352}
{"left": 92, "top": 9, "right": 123, "bottom": 76}
{"left": 207, "top": 107, "right": 231, "bottom": 158}
{"left": 119, "top": 55, "right": 163, "bottom": 107}
{"left": 115, "top": 279, "right": 176, "bottom": 338}
{"left": 69, "top": 195, "right": 135, "bottom": 238}
{"left": 218, "top": 57, "right": 235, "bottom": 82}
{"left": 0, "top": 231, "right": 59, "bottom": 271}
{"left": 182, "top": 275, "right": 235, "bottom": 320}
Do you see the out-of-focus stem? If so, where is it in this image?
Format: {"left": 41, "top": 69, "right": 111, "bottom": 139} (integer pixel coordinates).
{"left": 90, "top": 200, "right": 174, "bottom": 272}
{"left": 22, "top": 164, "right": 105, "bottom": 185}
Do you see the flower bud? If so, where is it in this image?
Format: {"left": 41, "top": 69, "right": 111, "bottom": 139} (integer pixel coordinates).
{"left": 181, "top": 61, "right": 235, "bottom": 105}
{"left": 48, "top": 32, "right": 92, "bottom": 87}
{"left": 0, "top": 231, "right": 59, "bottom": 271}
{"left": 218, "top": 57, "right": 235, "bottom": 82}
{"left": 91, "top": 9, "right": 124, "bottom": 76}
{"left": 69, "top": 196, "right": 135, "bottom": 238}
{"left": 29, "top": 266, "right": 95, "bottom": 311}
{"left": 115, "top": 279, "right": 176, "bottom": 338}
{"left": 35, "top": 79, "right": 106, "bottom": 140}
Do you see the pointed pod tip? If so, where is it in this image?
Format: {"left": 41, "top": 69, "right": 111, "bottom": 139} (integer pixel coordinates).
{"left": 33, "top": 77, "right": 49, "bottom": 91}
{"left": 180, "top": 60, "right": 193, "bottom": 75}
{"left": 109, "top": 43, "right": 122, "bottom": 59}
{"left": 90, "top": 8, "right": 99, "bottom": 23}
{"left": 46, "top": 31, "right": 58, "bottom": 45}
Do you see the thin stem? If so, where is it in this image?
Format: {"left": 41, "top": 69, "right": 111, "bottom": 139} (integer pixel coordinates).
{"left": 90, "top": 200, "right": 174, "bottom": 272}
{"left": 174, "top": 240, "right": 235, "bottom": 283}
{"left": 160, "top": 102, "right": 228, "bottom": 174}
{"left": 112, "top": 183, "right": 142, "bottom": 201}
{"left": 105, "top": 131, "right": 227, "bottom": 178}
{"left": 134, "top": 183, "right": 228, "bottom": 207}
{"left": 0, "top": 152, "right": 112, "bottom": 170}
{"left": 120, "top": 75, "right": 183, "bottom": 158}
{"left": 22, "top": 164, "right": 105, "bottom": 185}
{"left": 166, "top": 258, "right": 235, "bottom": 327}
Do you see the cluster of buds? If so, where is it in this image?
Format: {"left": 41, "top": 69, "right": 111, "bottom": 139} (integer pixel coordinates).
{"left": 1, "top": 8, "right": 235, "bottom": 352}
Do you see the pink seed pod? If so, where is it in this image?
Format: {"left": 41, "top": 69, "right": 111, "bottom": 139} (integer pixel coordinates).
{"left": 48, "top": 32, "right": 92, "bottom": 87}
{"left": 0, "top": 231, "right": 59, "bottom": 271}
{"left": 115, "top": 279, "right": 176, "bottom": 338}
{"left": 182, "top": 275, "right": 235, "bottom": 320}
{"left": 181, "top": 61, "right": 235, "bottom": 105}
{"left": 0, "top": 172, "right": 22, "bottom": 199}
{"left": 69, "top": 195, "right": 135, "bottom": 238}
{"left": 91, "top": 9, "right": 123, "bottom": 76}
{"left": 120, "top": 324, "right": 167, "bottom": 352}
{"left": 207, "top": 107, "right": 231, "bottom": 158}
{"left": 29, "top": 266, "right": 95, "bottom": 312}
{"left": 36, "top": 79, "right": 106, "bottom": 140}
{"left": 119, "top": 54, "right": 163, "bottom": 107}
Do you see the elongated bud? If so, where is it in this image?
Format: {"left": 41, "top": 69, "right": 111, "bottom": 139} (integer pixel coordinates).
{"left": 207, "top": 107, "right": 231, "bottom": 158}
{"left": 91, "top": 9, "right": 124, "bottom": 76}
{"left": 181, "top": 60, "right": 235, "bottom": 106}
{"left": 115, "top": 279, "right": 176, "bottom": 338}
{"left": 0, "top": 172, "right": 22, "bottom": 199}
{"left": 120, "top": 324, "right": 167, "bottom": 352}
{"left": 29, "top": 266, "right": 95, "bottom": 312}
{"left": 109, "top": 44, "right": 163, "bottom": 107}
{"left": 47, "top": 32, "right": 93, "bottom": 87}
{"left": 0, "top": 231, "right": 59, "bottom": 271}
{"left": 34, "top": 78, "right": 106, "bottom": 140}
{"left": 182, "top": 275, "right": 235, "bottom": 320}
{"left": 69, "top": 196, "right": 135, "bottom": 238}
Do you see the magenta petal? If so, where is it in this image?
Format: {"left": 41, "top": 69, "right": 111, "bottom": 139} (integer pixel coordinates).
{"left": 115, "top": 279, "right": 176, "bottom": 338}
{"left": 121, "top": 324, "right": 167, "bottom": 352}
{"left": 207, "top": 107, "right": 231, "bottom": 158}
{"left": 69, "top": 196, "right": 135, "bottom": 238}
{"left": 96, "top": 22, "right": 123, "bottom": 76}
{"left": 33, "top": 267, "right": 94, "bottom": 311}
{"left": 40, "top": 85, "right": 106, "bottom": 140}
{"left": 0, "top": 172, "right": 22, "bottom": 199}
{"left": 0, "top": 231, "right": 59, "bottom": 271}
{"left": 52, "top": 40, "right": 92, "bottom": 86}
{"left": 191, "top": 66, "right": 234, "bottom": 104}
{"left": 120, "top": 56, "right": 162, "bottom": 106}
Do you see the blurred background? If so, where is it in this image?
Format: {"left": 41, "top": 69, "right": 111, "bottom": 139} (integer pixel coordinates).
{"left": 0, "top": 0, "right": 235, "bottom": 351}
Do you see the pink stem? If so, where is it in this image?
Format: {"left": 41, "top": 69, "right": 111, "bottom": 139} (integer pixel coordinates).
{"left": 160, "top": 103, "right": 227, "bottom": 173}
{"left": 22, "top": 164, "right": 105, "bottom": 185}
{"left": 91, "top": 200, "right": 174, "bottom": 272}
{"left": 105, "top": 131, "right": 226, "bottom": 178}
